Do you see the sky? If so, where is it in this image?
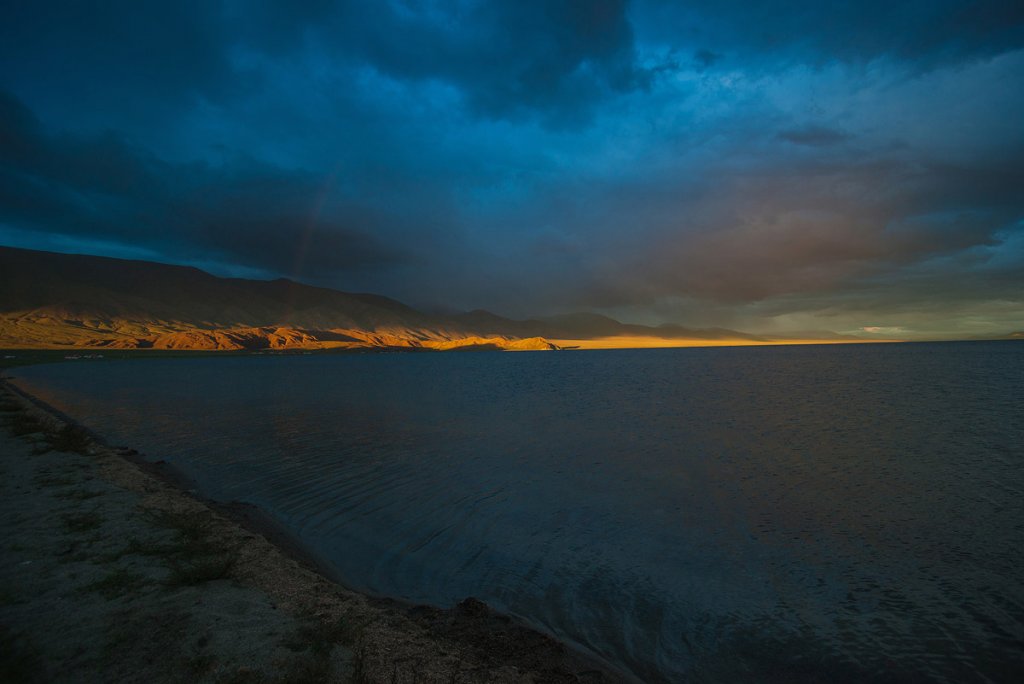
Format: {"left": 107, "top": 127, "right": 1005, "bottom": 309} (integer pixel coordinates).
{"left": 2, "top": 1, "right": 1023, "bottom": 339}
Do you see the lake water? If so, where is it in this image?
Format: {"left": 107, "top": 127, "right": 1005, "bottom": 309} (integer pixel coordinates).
{"left": 12, "top": 342, "right": 1024, "bottom": 682}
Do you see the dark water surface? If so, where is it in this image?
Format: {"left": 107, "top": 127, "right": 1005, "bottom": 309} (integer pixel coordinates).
{"left": 12, "top": 342, "right": 1024, "bottom": 682}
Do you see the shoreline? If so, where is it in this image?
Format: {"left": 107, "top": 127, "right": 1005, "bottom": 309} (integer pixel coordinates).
{"left": 0, "top": 376, "right": 631, "bottom": 683}
{"left": 2, "top": 336, "right": 908, "bottom": 353}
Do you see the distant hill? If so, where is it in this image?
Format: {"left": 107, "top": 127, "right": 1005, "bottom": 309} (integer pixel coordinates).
{"left": 0, "top": 247, "right": 548, "bottom": 350}
{"left": 449, "top": 309, "right": 767, "bottom": 342}
{"left": 970, "top": 331, "right": 1024, "bottom": 341}
{"left": 0, "top": 246, "right": 849, "bottom": 351}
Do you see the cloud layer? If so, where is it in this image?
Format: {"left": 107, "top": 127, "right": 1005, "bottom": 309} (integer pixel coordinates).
{"left": 2, "top": 0, "right": 1022, "bottom": 337}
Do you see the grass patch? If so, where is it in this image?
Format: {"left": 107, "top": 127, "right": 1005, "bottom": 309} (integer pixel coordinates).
{"left": 100, "top": 608, "right": 190, "bottom": 669}
{"left": 34, "top": 471, "right": 79, "bottom": 488}
{"left": 57, "top": 549, "right": 92, "bottom": 565}
{"left": 0, "top": 588, "right": 18, "bottom": 607}
{"left": 210, "top": 652, "right": 341, "bottom": 683}
{"left": 62, "top": 510, "right": 103, "bottom": 533}
{"left": 142, "top": 508, "right": 241, "bottom": 586}
{"left": 144, "top": 508, "right": 214, "bottom": 544}
{"left": 186, "top": 653, "right": 217, "bottom": 677}
{"left": 0, "top": 626, "right": 44, "bottom": 683}
{"left": 165, "top": 554, "right": 236, "bottom": 587}
{"left": 350, "top": 644, "right": 369, "bottom": 684}
{"left": 274, "top": 655, "right": 333, "bottom": 682}
{"left": 47, "top": 424, "right": 92, "bottom": 453}
{"left": 4, "top": 411, "right": 44, "bottom": 437}
{"left": 278, "top": 615, "right": 362, "bottom": 684}
{"left": 213, "top": 669, "right": 266, "bottom": 684}
{"left": 99, "top": 536, "right": 177, "bottom": 563}
{"left": 146, "top": 509, "right": 220, "bottom": 556}
{"left": 285, "top": 616, "right": 354, "bottom": 657}
{"left": 81, "top": 567, "right": 149, "bottom": 600}
{"left": 54, "top": 488, "right": 103, "bottom": 501}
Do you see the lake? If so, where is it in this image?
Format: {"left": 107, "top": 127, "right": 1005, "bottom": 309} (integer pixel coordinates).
{"left": 12, "top": 342, "right": 1024, "bottom": 682}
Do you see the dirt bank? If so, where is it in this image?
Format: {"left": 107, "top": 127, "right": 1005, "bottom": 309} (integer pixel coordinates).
{"left": 0, "top": 379, "right": 625, "bottom": 683}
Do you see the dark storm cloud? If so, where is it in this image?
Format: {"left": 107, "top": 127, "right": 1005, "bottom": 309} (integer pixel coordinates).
{"left": 1, "top": 0, "right": 1022, "bottom": 335}
{"left": 635, "top": 0, "right": 1024, "bottom": 69}
{"left": 541, "top": 149, "right": 1024, "bottom": 309}
{"left": 0, "top": 91, "right": 405, "bottom": 279}
{"left": 0, "top": 1, "right": 238, "bottom": 133}
{"left": 777, "top": 126, "right": 850, "bottom": 147}
{"left": 692, "top": 49, "right": 722, "bottom": 70}
{"left": 248, "top": 0, "right": 650, "bottom": 125}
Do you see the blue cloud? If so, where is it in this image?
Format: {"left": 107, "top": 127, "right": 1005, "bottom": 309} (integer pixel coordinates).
{"left": 1, "top": 0, "right": 1022, "bottom": 335}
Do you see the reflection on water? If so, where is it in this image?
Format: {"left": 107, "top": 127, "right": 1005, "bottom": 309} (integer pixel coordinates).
{"left": 13, "top": 342, "right": 1024, "bottom": 682}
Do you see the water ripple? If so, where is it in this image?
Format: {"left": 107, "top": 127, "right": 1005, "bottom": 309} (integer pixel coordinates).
{"left": 13, "top": 341, "right": 1024, "bottom": 682}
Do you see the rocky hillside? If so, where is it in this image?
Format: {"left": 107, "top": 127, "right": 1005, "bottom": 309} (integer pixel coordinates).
{"left": 1, "top": 246, "right": 780, "bottom": 351}
{"left": 0, "top": 247, "right": 557, "bottom": 351}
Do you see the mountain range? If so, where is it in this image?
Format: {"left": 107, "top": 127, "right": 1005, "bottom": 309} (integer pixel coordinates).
{"left": 2, "top": 246, "right": 865, "bottom": 351}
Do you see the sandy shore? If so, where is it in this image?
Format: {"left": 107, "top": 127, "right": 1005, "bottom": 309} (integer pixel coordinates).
{"left": 0, "top": 379, "right": 626, "bottom": 683}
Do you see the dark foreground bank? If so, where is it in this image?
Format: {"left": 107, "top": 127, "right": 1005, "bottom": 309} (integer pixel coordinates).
{"left": 0, "top": 378, "right": 627, "bottom": 683}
